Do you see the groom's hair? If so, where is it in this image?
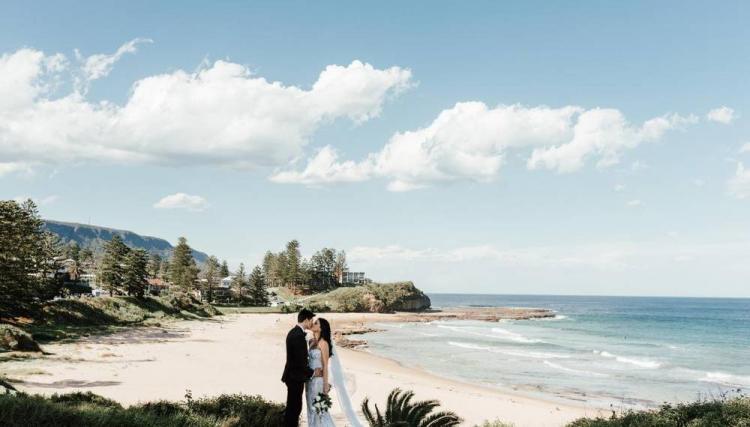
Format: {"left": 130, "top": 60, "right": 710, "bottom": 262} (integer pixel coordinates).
{"left": 297, "top": 308, "right": 315, "bottom": 323}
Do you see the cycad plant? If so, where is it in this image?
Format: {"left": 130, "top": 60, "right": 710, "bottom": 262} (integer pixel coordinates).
{"left": 361, "top": 388, "right": 462, "bottom": 427}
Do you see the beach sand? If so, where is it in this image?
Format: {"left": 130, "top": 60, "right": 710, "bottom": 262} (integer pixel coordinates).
{"left": 2, "top": 313, "right": 605, "bottom": 426}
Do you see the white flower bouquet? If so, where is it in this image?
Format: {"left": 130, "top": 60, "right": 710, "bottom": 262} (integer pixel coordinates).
{"left": 312, "top": 391, "right": 332, "bottom": 414}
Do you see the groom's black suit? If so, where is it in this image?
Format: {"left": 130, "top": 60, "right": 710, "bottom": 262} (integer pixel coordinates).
{"left": 281, "top": 325, "right": 314, "bottom": 427}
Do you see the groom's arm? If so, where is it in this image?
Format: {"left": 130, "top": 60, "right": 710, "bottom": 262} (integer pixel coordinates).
{"left": 294, "top": 332, "right": 315, "bottom": 380}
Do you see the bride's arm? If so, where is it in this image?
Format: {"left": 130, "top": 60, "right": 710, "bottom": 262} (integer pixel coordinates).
{"left": 320, "top": 341, "right": 331, "bottom": 394}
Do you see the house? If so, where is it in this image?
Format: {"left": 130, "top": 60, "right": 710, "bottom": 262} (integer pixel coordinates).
{"left": 220, "top": 276, "right": 233, "bottom": 288}
{"left": 146, "top": 278, "right": 168, "bottom": 296}
{"left": 339, "top": 271, "right": 367, "bottom": 285}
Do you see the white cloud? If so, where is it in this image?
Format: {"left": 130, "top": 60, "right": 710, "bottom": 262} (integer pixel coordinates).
{"left": 739, "top": 143, "right": 750, "bottom": 154}
{"left": 270, "top": 146, "right": 373, "bottom": 185}
{"left": 153, "top": 193, "right": 209, "bottom": 211}
{"left": 0, "top": 162, "right": 34, "bottom": 177}
{"left": 273, "top": 102, "right": 696, "bottom": 191}
{"left": 77, "top": 38, "right": 152, "bottom": 84}
{"left": 614, "top": 184, "right": 626, "bottom": 192}
{"left": 0, "top": 44, "right": 413, "bottom": 174}
{"left": 348, "top": 243, "right": 632, "bottom": 271}
{"left": 706, "top": 106, "right": 736, "bottom": 124}
{"left": 529, "top": 111, "right": 695, "bottom": 173}
{"left": 728, "top": 163, "right": 750, "bottom": 199}
{"left": 626, "top": 199, "right": 643, "bottom": 207}
{"left": 12, "top": 195, "right": 59, "bottom": 206}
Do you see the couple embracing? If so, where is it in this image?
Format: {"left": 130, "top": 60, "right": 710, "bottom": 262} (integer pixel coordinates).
{"left": 282, "top": 308, "right": 360, "bottom": 427}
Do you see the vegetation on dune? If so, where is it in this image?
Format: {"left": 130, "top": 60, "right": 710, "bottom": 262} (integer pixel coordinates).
{"left": 0, "top": 391, "right": 283, "bottom": 427}
{"left": 567, "top": 395, "right": 750, "bottom": 427}
{"left": 361, "top": 388, "right": 461, "bottom": 427}
{"left": 302, "top": 281, "right": 431, "bottom": 313}
{"left": 0, "top": 324, "right": 42, "bottom": 352}
{"left": 25, "top": 294, "right": 218, "bottom": 343}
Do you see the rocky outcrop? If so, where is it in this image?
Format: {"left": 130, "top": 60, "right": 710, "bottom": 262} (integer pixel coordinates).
{"left": 305, "top": 281, "right": 432, "bottom": 313}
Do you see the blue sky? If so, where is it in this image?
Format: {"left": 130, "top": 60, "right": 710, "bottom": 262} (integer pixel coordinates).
{"left": 2, "top": 1, "right": 749, "bottom": 296}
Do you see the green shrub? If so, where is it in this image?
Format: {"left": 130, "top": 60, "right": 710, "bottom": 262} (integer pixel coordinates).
{"left": 567, "top": 396, "right": 750, "bottom": 427}
{"left": 49, "top": 391, "right": 121, "bottom": 408}
{"left": 1, "top": 324, "right": 42, "bottom": 352}
{"left": 0, "top": 391, "right": 283, "bottom": 427}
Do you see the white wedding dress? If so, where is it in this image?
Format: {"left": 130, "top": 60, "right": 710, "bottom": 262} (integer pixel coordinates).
{"left": 305, "top": 347, "right": 336, "bottom": 427}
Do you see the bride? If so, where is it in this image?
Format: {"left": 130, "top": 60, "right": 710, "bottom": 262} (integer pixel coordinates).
{"left": 306, "top": 317, "right": 336, "bottom": 427}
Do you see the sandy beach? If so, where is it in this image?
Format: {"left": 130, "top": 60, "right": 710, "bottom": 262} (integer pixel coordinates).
{"left": 1, "top": 313, "right": 605, "bottom": 426}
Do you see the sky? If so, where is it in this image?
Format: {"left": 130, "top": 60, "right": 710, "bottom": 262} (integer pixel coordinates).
{"left": 1, "top": 1, "right": 749, "bottom": 297}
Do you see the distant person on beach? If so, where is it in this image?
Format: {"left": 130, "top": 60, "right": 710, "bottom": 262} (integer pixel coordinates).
{"left": 281, "top": 308, "right": 318, "bottom": 427}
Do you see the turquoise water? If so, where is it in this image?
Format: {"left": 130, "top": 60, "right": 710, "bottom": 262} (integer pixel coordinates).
{"left": 362, "top": 294, "right": 750, "bottom": 408}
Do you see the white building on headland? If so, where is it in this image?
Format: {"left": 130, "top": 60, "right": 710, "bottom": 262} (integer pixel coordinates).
{"left": 339, "top": 271, "right": 367, "bottom": 285}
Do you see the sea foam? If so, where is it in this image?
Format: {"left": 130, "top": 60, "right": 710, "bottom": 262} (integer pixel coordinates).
{"left": 449, "top": 341, "right": 569, "bottom": 359}
{"left": 594, "top": 350, "right": 662, "bottom": 369}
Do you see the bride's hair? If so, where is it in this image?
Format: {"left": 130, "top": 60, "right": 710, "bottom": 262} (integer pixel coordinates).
{"left": 318, "top": 318, "right": 334, "bottom": 357}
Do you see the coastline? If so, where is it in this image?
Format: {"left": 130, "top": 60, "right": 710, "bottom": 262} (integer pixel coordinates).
{"left": 2, "top": 312, "right": 605, "bottom": 426}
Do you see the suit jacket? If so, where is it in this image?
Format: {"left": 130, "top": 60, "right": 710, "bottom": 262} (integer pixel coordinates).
{"left": 281, "top": 326, "right": 314, "bottom": 384}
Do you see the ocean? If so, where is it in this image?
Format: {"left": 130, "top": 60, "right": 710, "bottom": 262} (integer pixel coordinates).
{"left": 361, "top": 294, "right": 750, "bottom": 409}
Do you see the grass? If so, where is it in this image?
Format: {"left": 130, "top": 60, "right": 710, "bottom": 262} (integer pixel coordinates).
{"left": 2, "top": 293, "right": 219, "bottom": 346}
{"left": 0, "top": 391, "right": 284, "bottom": 427}
{"left": 567, "top": 395, "right": 750, "bottom": 427}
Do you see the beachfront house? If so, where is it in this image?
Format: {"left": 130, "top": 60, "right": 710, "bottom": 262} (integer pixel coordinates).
{"left": 339, "top": 271, "right": 367, "bottom": 285}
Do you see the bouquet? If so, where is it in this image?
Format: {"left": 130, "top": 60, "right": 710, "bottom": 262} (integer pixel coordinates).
{"left": 312, "top": 392, "right": 332, "bottom": 415}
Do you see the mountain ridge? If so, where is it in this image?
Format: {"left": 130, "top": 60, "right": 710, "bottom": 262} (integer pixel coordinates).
{"left": 43, "top": 220, "right": 209, "bottom": 263}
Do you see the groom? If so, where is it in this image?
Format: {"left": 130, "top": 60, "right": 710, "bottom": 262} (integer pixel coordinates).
{"left": 281, "top": 308, "right": 321, "bottom": 427}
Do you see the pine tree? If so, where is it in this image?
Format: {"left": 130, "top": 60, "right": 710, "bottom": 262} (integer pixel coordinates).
{"left": 203, "top": 256, "right": 220, "bottom": 304}
{"left": 123, "top": 248, "right": 149, "bottom": 298}
{"left": 147, "top": 253, "right": 162, "bottom": 278}
{"left": 169, "top": 237, "right": 198, "bottom": 292}
{"left": 248, "top": 266, "right": 269, "bottom": 306}
{"left": 0, "top": 200, "right": 60, "bottom": 313}
{"left": 100, "top": 234, "right": 129, "bottom": 296}
{"left": 284, "top": 240, "right": 301, "bottom": 290}
{"left": 67, "top": 242, "right": 81, "bottom": 263}
{"left": 232, "top": 263, "right": 247, "bottom": 303}
{"left": 262, "top": 251, "right": 277, "bottom": 286}
{"left": 220, "top": 260, "right": 230, "bottom": 278}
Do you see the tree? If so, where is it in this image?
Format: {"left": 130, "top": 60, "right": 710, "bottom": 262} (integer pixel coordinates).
{"left": 361, "top": 388, "right": 461, "bottom": 427}
{"left": 248, "top": 266, "right": 269, "bottom": 306}
{"left": 100, "top": 234, "right": 129, "bottom": 296}
{"left": 334, "top": 250, "right": 347, "bottom": 283}
{"left": 232, "top": 263, "right": 247, "bottom": 302}
{"left": 203, "top": 256, "right": 220, "bottom": 303}
{"left": 147, "top": 253, "right": 162, "bottom": 278}
{"left": 311, "top": 248, "right": 336, "bottom": 274}
{"left": 170, "top": 237, "right": 199, "bottom": 292}
{"left": 220, "top": 260, "right": 230, "bottom": 278}
{"left": 66, "top": 242, "right": 81, "bottom": 263}
{"left": 79, "top": 247, "right": 94, "bottom": 268}
{"left": 123, "top": 248, "right": 149, "bottom": 298}
{"left": 310, "top": 247, "right": 339, "bottom": 290}
{"left": 284, "top": 240, "right": 302, "bottom": 290}
{"left": 0, "top": 199, "right": 61, "bottom": 314}
{"left": 159, "top": 257, "right": 170, "bottom": 280}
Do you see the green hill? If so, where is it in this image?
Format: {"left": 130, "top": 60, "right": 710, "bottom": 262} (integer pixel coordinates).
{"left": 43, "top": 220, "right": 209, "bottom": 263}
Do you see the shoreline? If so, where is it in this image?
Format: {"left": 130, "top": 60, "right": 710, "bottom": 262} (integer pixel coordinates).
{"left": 2, "top": 312, "right": 605, "bottom": 426}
